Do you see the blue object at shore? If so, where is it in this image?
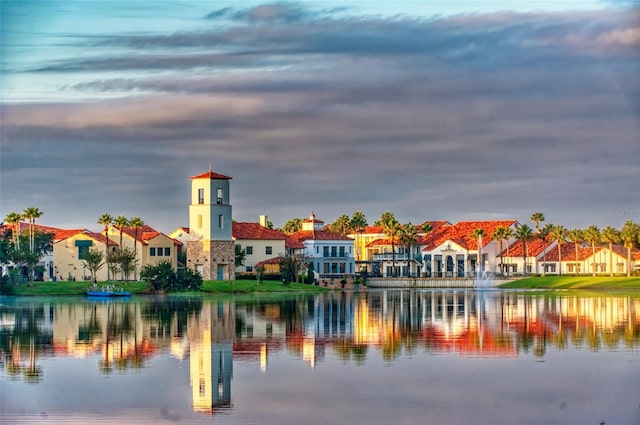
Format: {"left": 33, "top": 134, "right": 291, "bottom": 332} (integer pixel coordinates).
{"left": 85, "top": 286, "right": 131, "bottom": 297}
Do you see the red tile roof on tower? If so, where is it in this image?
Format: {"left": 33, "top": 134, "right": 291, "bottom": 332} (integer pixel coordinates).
{"left": 190, "top": 170, "right": 232, "bottom": 180}
{"left": 232, "top": 222, "right": 287, "bottom": 240}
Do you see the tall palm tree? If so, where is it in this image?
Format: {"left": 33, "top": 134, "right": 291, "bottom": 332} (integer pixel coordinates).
{"left": 601, "top": 226, "right": 620, "bottom": 277}
{"left": 129, "top": 216, "right": 144, "bottom": 280}
{"left": 381, "top": 213, "right": 400, "bottom": 277}
{"left": 113, "top": 215, "right": 129, "bottom": 248}
{"left": 492, "top": 226, "right": 508, "bottom": 276}
{"left": 502, "top": 227, "right": 515, "bottom": 277}
{"left": 22, "top": 207, "right": 43, "bottom": 253}
{"left": 568, "top": 228, "right": 583, "bottom": 275}
{"left": 530, "top": 212, "right": 545, "bottom": 233}
{"left": 349, "top": 211, "right": 367, "bottom": 262}
{"left": 551, "top": 225, "right": 567, "bottom": 276}
{"left": 620, "top": 220, "right": 639, "bottom": 277}
{"left": 515, "top": 224, "right": 533, "bottom": 275}
{"left": 471, "top": 228, "right": 486, "bottom": 276}
{"left": 329, "top": 214, "right": 352, "bottom": 236}
{"left": 399, "top": 223, "right": 420, "bottom": 277}
{"left": 4, "top": 212, "right": 22, "bottom": 251}
{"left": 98, "top": 213, "right": 113, "bottom": 282}
{"left": 539, "top": 223, "right": 554, "bottom": 276}
{"left": 583, "top": 225, "right": 600, "bottom": 276}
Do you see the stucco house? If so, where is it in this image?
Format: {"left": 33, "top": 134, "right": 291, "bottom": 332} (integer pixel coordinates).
{"left": 287, "top": 214, "right": 355, "bottom": 279}
{"left": 499, "top": 237, "right": 557, "bottom": 276}
{"left": 52, "top": 228, "right": 116, "bottom": 282}
{"left": 233, "top": 216, "right": 287, "bottom": 273}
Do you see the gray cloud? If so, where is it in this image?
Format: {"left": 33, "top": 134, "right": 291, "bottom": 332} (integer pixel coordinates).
{"left": 1, "top": 5, "right": 639, "bottom": 232}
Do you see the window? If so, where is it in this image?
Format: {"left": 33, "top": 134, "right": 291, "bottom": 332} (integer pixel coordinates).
{"left": 216, "top": 188, "right": 223, "bottom": 204}
{"left": 266, "top": 246, "right": 272, "bottom": 255}
{"left": 246, "top": 246, "right": 253, "bottom": 255}
{"left": 323, "top": 263, "right": 330, "bottom": 273}
{"left": 164, "top": 247, "right": 170, "bottom": 256}
{"left": 150, "top": 247, "right": 156, "bottom": 256}
{"left": 78, "top": 246, "right": 89, "bottom": 260}
{"left": 198, "top": 188, "right": 205, "bottom": 204}
{"left": 339, "top": 263, "right": 346, "bottom": 273}
{"left": 331, "top": 246, "right": 337, "bottom": 257}
{"left": 218, "top": 214, "right": 224, "bottom": 229}
{"left": 156, "top": 248, "right": 162, "bottom": 257}
{"left": 245, "top": 266, "right": 253, "bottom": 272}
{"left": 323, "top": 246, "right": 330, "bottom": 257}
{"left": 339, "top": 246, "right": 345, "bottom": 257}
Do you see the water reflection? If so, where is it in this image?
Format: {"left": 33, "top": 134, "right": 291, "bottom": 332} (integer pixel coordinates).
{"left": 1, "top": 290, "right": 639, "bottom": 418}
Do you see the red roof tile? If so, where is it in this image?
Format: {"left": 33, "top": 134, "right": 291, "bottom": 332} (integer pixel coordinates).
{"left": 543, "top": 242, "right": 598, "bottom": 261}
{"left": 421, "top": 220, "right": 517, "bottom": 251}
{"left": 500, "top": 238, "right": 554, "bottom": 258}
{"left": 190, "top": 170, "right": 232, "bottom": 180}
{"left": 233, "top": 222, "right": 287, "bottom": 240}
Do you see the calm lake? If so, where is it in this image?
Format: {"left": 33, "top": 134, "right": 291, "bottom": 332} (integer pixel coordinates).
{"left": 1, "top": 289, "right": 639, "bottom": 425}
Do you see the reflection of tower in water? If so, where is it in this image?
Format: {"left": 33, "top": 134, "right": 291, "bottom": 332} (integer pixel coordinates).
{"left": 189, "top": 302, "right": 234, "bottom": 414}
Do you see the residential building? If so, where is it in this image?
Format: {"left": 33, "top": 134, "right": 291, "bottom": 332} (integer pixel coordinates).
{"left": 287, "top": 214, "right": 355, "bottom": 279}
{"left": 233, "top": 216, "right": 287, "bottom": 273}
{"left": 51, "top": 228, "right": 116, "bottom": 282}
{"left": 106, "top": 224, "right": 181, "bottom": 274}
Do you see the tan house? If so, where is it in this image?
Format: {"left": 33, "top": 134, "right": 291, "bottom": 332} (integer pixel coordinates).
{"left": 233, "top": 216, "right": 287, "bottom": 273}
{"left": 52, "top": 228, "right": 116, "bottom": 282}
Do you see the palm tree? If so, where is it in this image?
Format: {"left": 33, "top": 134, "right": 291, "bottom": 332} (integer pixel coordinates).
{"left": 329, "top": 214, "right": 352, "bottom": 236}
{"left": 98, "top": 213, "right": 113, "bottom": 282}
{"left": 492, "top": 226, "right": 508, "bottom": 276}
{"left": 515, "top": 224, "right": 533, "bottom": 275}
{"left": 113, "top": 215, "right": 129, "bottom": 248}
{"left": 601, "top": 226, "right": 620, "bottom": 277}
{"left": 620, "top": 220, "right": 639, "bottom": 277}
{"left": 538, "top": 223, "right": 554, "bottom": 276}
{"left": 584, "top": 225, "right": 600, "bottom": 276}
{"left": 502, "top": 227, "right": 515, "bottom": 277}
{"left": 399, "top": 223, "right": 420, "bottom": 277}
{"left": 568, "top": 228, "right": 583, "bottom": 275}
{"left": 4, "top": 212, "right": 22, "bottom": 251}
{"left": 551, "top": 225, "right": 567, "bottom": 276}
{"left": 381, "top": 213, "right": 400, "bottom": 277}
{"left": 282, "top": 218, "right": 303, "bottom": 234}
{"left": 22, "top": 207, "right": 43, "bottom": 253}
{"left": 349, "top": 211, "right": 367, "bottom": 262}
{"left": 129, "top": 216, "right": 144, "bottom": 280}
{"left": 530, "top": 212, "right": 545, "bottom": 233}
{"left": 471, "top": 228, "right": 486, "bottom": 276}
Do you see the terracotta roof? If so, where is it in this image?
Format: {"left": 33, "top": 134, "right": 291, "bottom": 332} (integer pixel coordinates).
{"left": 608, "top": 244, "right": 640, "bottom": 261}
{"left": 285, "top": 235, "right": 305, "bottom": 249}
{"left": 233, "top": 222, "right": 287, "bottom": 240}
{"left": 118, "top": 224, "right": 182, "bottom": 245}
{"left": 190, "top": 169, "right": 232, "bottom": 180}
{"left": 255, "top": 257, "right": 281, "bottom": 267}
{"left": 538, "top": 242, "right": 593, "bottom": 262}
{"left": 287, "top": 230, "right": 353, "bottom": 243}
{"left": 421, "top": 220, "right": 517, "bottom": 251}
{"left": 500, "top": 238, "right": 554, "bottom": 258}
{"left": 361, "top": 225, "right": 385, "bottom": 235}
{"left": 53, "top": 228, "right": 116, "bottom": 246}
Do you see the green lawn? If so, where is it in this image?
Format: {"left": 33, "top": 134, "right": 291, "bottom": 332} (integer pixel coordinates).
{"left": 500, "top": 275, "right": 640, "bottom": 290}
{"left": 8, "top": 279, "right": 328, "bottom": 296}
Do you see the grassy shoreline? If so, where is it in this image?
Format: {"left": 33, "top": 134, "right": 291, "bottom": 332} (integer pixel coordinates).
{"left": 6, "top": 279, "right": 329, "bottom": 296}
{"left": 500, "top": 275, "right": 640, "bottom": 290}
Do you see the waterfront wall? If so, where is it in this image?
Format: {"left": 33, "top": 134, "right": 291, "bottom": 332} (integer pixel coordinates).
{"left": 365, "top": 277, "right": 519, "bottom": 289}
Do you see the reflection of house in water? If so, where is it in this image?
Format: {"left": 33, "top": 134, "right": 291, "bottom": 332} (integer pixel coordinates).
{"left": 188, "top": 302, "right": 234, "bottom": 414}
{"left": 234, "top": 304, "right": 286, "bottom": 372}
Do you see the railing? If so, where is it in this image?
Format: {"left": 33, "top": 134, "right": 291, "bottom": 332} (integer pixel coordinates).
{"left": 372, "top": 253, "right": 410, "bottom": 261}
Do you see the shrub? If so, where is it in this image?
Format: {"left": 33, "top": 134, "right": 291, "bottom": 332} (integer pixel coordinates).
{"left": 140, "top": 260, "right": 203, "bottom": 292}
{"left": 0, "top": 275, "right": 15, "bottom": 295}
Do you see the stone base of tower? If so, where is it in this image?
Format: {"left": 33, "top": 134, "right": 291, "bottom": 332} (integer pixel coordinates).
{"left": 187, "top": 240, "right": 236, "bottom": 281}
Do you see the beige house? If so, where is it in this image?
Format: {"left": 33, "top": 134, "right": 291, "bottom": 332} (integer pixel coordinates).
{"left": 52, "top": 229, "right": 116, "bottom": 282}
{"left": 233, "top": 216, "right": 287, "bottom": 273}
{"left": 107, "top": 224, "right": 181, "bottom": 275}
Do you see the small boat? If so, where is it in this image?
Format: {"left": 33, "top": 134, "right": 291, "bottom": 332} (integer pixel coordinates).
{"left": 85, "top": 285, "right": 131, "bottom": 297}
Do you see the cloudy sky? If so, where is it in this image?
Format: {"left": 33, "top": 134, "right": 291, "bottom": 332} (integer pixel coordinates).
{"left": 1, "top": 0, "right": 639, "bottom": 234}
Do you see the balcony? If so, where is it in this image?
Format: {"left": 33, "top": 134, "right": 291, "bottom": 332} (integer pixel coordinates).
{"left": 372, "top": 253, "right": 410, "bottom": 261}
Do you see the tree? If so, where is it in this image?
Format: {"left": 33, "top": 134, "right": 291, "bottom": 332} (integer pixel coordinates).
{"left": 539, "top": 223, "right": 554, "bottom": 276}
{"left": 306, "top": 261, "right": 315, "bottom": 283}
{"left": 22, "top": 207, "right": 43, "bottom": 253}
{"left": 279, "top": 254, "right": 304, "bottom": 285}
{"left": 374, "top": 211, "right": 395, "bottom": 226}
{"left": 115, "top": 247, "right": 137, "bottom": 281}
{"left": 113, "top": 215, "right": 129, "bottom": 249}
{"left": 584, "top": 225, "right": 600, "bottom": 276}
{"left": 492, "top": 226, "right": 508, "bottom": 276}
{"left": 98, "top": 214, "right": 113, "bottom": 281}
{"left": 502, "top": 227, "right": 515, "bottom": 277}
{"left": 255, "top": 264, "right": 265, "bottom": 284}
{"left": 235, "top": 244, "right": 246, "bottom": 267}
{"left": 515, "top": 224, "right": 533, "bottom": 275}
{"left": 349, "top": 211, "right": 368, "bottom": 261}
{"left": 471, "top": 228, "right": 486, "bottom": 276}
{"left": 82, "top": 249, "right": 105, "bottom": 282}
{"left": 4, "top": 212, "right": 22, "bottom": 251}
{"left": 329, "top": 214, "right": 352, "bottom": 236}
{"left": 282, "top": 218, "right": 303, "bottom": 234}
{"left": 551, "top": 225, "right": 567, "bottom": 276}
{"left": 128, "top": 216, "right": 144, "bottom": 280}
{"left": 601, "top": 226, "right": 620, "bottom": 277}
{"left": 380, "top": 212, "right": 400, "bottom": 277}
{"left": 530, "top": 212, "right": 545, "bottom": 234}
{"left": 620, "top": 220, "right": 638, "bottom": 277}
{"left": 399, "top": 223, "right": 420, "bottom": 277}
{"left": 568, "top": 228, "right": 584, "bottom": 275}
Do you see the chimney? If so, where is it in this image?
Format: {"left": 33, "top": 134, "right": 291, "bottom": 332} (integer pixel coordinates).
{"left": 259, "top": 215, "right": 269, "bottom": 227}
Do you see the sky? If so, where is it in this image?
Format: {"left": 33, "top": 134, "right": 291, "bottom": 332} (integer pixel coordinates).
{"left": 1, "top": 0, "right": 639, "bottom": 234}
